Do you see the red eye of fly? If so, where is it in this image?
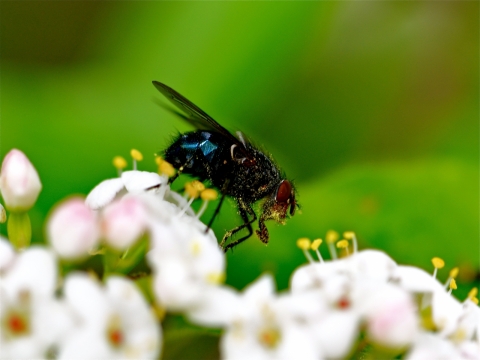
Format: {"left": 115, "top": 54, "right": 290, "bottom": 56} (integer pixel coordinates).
{"left": 276, "top": 180, "right": 292, "bottom": 204}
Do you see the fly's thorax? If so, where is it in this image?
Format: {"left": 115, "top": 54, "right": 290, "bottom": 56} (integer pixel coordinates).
{"left": 227, "top": 149, "right": 281, "bottom": 202}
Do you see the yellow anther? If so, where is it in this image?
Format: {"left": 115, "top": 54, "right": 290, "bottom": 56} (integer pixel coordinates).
{"left": 206, "top": 272, "right": 226, "bottom": 285}
{"left": 155, "top": 156, "right": 164, "bottom": 166}
{"left": 185, "top": 182, "right": 201, "bottom": 198}
{"left": 191, "top": 180, "right": 205, "bottom": 192}
{"left": 336, "top": 239, "right": 349, "bottom": 249}
{"left": 431, "top": 257, "right": 445, "bottom": 269}
{"left": 343, "top": 231, "right": 355, "bottom": 239}
{"left": 113, "top": 156, "right": 127, "bottom": 170}
{"left": 449, "top": 279, "right": 457, "bottom": 290}
{"left": 472, "top": 297, "right": 479, "bottom": 305}
{"left": 130, "top": 149, "right": 143, "bottom": 161}
{"left": 159, "top": 161, "right": 175, "bottom": 177}
{"left": 468, "top": 287, "right": 478, "bottom": 299}
{"left": 201, "top": 189, "right": 218, "bottom": 201}
{"left": 449, "top": 267, "right": 459, "bottom": 279}
{"left": 326, "top": 230, "right": 339, "bottom": 244}
{"left": 296, "top": 238, "right": 311, "bottom": 251}
{"left": 311, "top": 239, "right": 322, "bottom": 251}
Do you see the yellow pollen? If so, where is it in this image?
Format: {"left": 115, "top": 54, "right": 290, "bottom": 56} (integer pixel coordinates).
{"left": 311, "top": 239, "right": 322, "bottom": 251}
{"left": 471, "top": 297, "right": 479, "bottom": 305}
{"left": 431, "top": 257, "right": 445, "bottom": 269}
{"left": 201, "top": 189, "right": 218, "bottom": 201}
{"left": 113, "top": 156, "right": 127, "bottom": 170}
{"left": 206, "top": 272, "right": 226, "bottom": 284}
{"left": 326, "top": 230, "right": 339, "bottom": 244}
{"left": 155, "top": 156, "right": 164, "bottom": 166}
{"left": 130, "top": 149, "right": 143, "bottom": 161}
{"left": 159, "top": 161, "right": 175, "bottom": 177}
{"left": 185, "top": 182, "right": 201, "bottom": 198}
{"left": 296, "top": 238, "right": 311, "bottom": 251}
{"left": 449, "top": 267, "right": 459, "bottom": 278}
{"left": 191, "top": 180, "right": 205, "bottom": 192}
{"left": 343, "top": 231, "right": 355, "bottom": 239}
{"left": 449, "top": 279, "right": 457, "bottom": 290}
{"left": 468, "top": 287, "right": 478, "bottom": 299}
{"left": 336, "top": 239, "right": 349, "bottom": 249}
{"left": 258, "top": 327, "right": 281, "bottom": 349}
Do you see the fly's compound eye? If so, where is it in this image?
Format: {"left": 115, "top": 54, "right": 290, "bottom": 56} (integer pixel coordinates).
{"left": 275, "top": 180, "right": 292, "bottom": 204}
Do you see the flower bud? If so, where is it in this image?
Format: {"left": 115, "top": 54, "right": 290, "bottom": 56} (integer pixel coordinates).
{"left": 47, "top": 197, "right": 100, "bottom": 260}
{"left": 101, "top": 196, "right": 148, "bottom": 250}
{"left": 0, "top": 149, "right": 42, "bottom": 212}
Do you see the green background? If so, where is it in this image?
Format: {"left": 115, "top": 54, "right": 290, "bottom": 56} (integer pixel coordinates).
{"left": 1, "top": 2, "right": 478, "bottom": 298}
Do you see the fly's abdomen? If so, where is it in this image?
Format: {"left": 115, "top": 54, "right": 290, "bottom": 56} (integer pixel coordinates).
{"left": 164, "top": 131, "right": 228, "bottom": 180}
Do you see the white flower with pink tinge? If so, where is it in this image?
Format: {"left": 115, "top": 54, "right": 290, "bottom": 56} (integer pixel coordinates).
{"left": 47, "top": 197, "right": 100, "bottom": 260}
{"left": 100, "top": 195, "right": 149, "bottom": 251}
{"left": 59, "top": 273, "right": 161, "bottom": 360}
{"left": 0, "top": 149, "right": 42, "bottom": 212}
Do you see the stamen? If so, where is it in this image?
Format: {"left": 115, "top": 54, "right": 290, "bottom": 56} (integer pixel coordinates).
{"left": 465, "top": 287, "right": 478, "bottom": 304}
{"left": 130, "top": 149, "right": 143, "bottom": 171}
{"left": 343, "top": 231, "right": 357, "bottom": 253}
{"left": 448, "top": 279, "right": 457, "bottom": 295}
{"left": 177, "top": 196, "right": 195, "bottom": 217}
{"left": 431, "top": 257, "right": 445, "bottom": 279}
{"left": 444, "top": 267, "right": 459, "bottom": 289}
{"left": 196, "top": 189, "right": 218, "bottom": 219}
{"left": 326, "top": 230, "right": 339, "bottom": 260}
{"left": 113, "top": 156, "right": 127, "bottom": 176}
{"left": 159, "top": 161, "right": 175, "bottom": 177}
{"left": 184, "top": 181, "right": 204, "bottom": 199}
{"left": 336, "top": 239, "right": 349, "bottom": 256}
{"left": 296, "top": 238, "right": 314, "bottom": 263}
{"left": 311, "top": 238, "right": 324, "bottom": 263}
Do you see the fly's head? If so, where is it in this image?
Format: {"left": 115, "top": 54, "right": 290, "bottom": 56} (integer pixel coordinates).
{"left": 256, "top": 180, "right": 297, "bottom": 244}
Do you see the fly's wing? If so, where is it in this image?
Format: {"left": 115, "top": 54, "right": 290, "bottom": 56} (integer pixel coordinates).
{"left": 152, "top": 81, "right": 252, "bottom": 159}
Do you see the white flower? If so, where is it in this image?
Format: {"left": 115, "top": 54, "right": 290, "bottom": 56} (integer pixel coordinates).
{"left": 0, "top": 236, "right": 15, "bottom": 272}
{"left": 47, "top": 197, "right": 100, "bottom": 260}
{"left": 363, "top": 283, "right": 419, "bottom": 349}
{"left": 0, "top": 247, "right": 71, "bottom": 359}
{"left": 0, "top": 149, "right": 42, "bottom": 212}
{"left": 86, "top": 171, "right": 168, "bottom": 210}
{"left": 101, "top": 195, "right": 149, "bottom": 250}
{"left": 59, "top": 273, "right": 161, "bottom": 360}
{"left": 406, "top": 332, "right": 478, "bottom": 360}
{"left": 189, "top": 274, "right": 323, "bottom": 360}
{"left": 148, "top": 218, "right": 225, "bottom": 312}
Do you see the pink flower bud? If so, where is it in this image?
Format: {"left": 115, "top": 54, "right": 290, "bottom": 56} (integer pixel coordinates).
{"left": 0, "top": 149, "right": 42, "bottom": 212}
{"left": 101, "top": 196, "right": 148, "bottom": 250}
{"left": 47, "top": 197, "right": 100, "bottom": 260}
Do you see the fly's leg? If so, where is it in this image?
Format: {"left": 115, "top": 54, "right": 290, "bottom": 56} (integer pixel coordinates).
{"left": 221, "top": 201, "right": 257, "bottom": 252}
{"left": 204, "top": 179, "right": 230, "bottom": 233}
{"left": 255, "top": 213, "right": 269, "bottom": 244}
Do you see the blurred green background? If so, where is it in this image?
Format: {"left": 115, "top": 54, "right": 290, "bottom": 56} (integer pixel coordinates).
{"left": 1, "top": 2, "right": 478, "bottom": 296}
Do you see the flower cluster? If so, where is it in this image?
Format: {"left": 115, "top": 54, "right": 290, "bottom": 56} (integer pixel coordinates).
{"left": 0, "top": 148, "right": 478, "bottom": 359}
